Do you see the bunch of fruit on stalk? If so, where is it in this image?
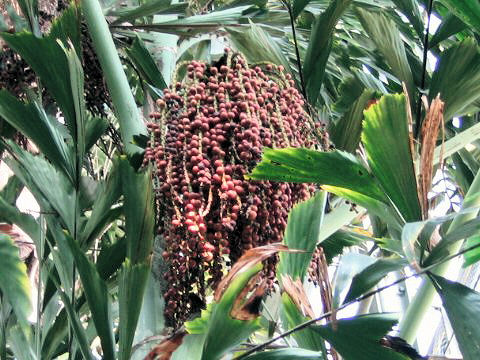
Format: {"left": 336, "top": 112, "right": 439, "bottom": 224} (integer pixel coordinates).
{"left": 143, "top": 50, "right": 327, "bottom": 327}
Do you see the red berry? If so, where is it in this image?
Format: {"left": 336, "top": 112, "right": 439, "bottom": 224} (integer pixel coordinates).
{"left": 227, "top": 190, "right": 237, "bottom": 200}
{"left": 188, "top": 224, "right": 199, "bottom": 234}
{"left": 201, "top": 252, "right": 214, "bottom": 261}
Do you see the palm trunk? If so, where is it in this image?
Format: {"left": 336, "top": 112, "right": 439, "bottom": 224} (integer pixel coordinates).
{"left": 81, "top": 0, "right": 147, "bottom": 158}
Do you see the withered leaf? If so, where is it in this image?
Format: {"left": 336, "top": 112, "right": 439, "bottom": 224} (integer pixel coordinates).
{"left": 230, "top": 273, "right": 266, "bottom": 321}
{"left": 0, "top": 223, "right": 35, "bottom": 260}
{"left": 419, "top": 95, "right": 444, "bottom": 219}
{"left": 144, "top": 332, "right": 186, "bottom": 360}
{"left": 214, "top": 243, "right": 302, "bottom": 301}
{"left": 281, "top": 274, "right": 315, "bottom": 319}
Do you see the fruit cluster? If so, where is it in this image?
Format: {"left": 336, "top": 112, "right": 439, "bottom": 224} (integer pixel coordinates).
{"left": 0, "top": 46, "right": 36, "bottom": 100}
{"left": 0, "top": 2, "right": 110, "bottom": 118}
{"left": 143, "top": 50, "right": 327, "bottom": 326}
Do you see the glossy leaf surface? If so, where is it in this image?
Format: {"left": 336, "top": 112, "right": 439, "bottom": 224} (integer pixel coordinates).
{"left": 278, "top": 192, "right": 326, "bottom": 282}
{"left": 429, "top": 38, "right": 480, "bottom": 120}
{"left": 362, "top": 94, "right": 421, "bottom": 222}
{"left": 344, "top": 257, "right": 407, "bottom": 303}
{"left": 248, "top": 148, "right": 386, "bottom": 202}
{"left": 431, "top": 275, "right": 480, "bottom": 360}
{"left": 313, "top": 314, "right": 408, "bottom": 360}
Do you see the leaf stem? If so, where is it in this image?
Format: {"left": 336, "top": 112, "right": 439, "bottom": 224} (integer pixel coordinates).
{"left": 81, "top": 0, "right": 147, "bottom": 159}
{"left": 235, "top": 239, "right": 480, "bottom": 359}
{"left": 35, "top": 215, "right": 45, "bottom": 359}
{"left": 284, "top": 1, "right": 308, "bottom": 104}
{"left": 0, "top": 298, "right": 6, "bottom": 360}
{"left": 414, "top": 0, "right": 435, "bottom": 138}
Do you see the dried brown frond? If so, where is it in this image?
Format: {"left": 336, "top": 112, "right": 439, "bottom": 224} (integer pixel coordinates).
{"left": 214, "top": 243, "right": 298, "bottom": 301}
{"left": 230, "top": 272, "right": 266, "bottom": 320}
{"left": 143, "top": 332, "right": 186, "bottom": 360}
{"left": 419, "top": 95, "right": 445, "bottom": 218}
{"left": 281, "top": 274, "right": 315, "bottom": 318}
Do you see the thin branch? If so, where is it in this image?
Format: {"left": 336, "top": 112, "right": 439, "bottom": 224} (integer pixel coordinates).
{"left": 235, "top": 239, "right": 480, "bottom": 359}
{"left": 35, "top": 215, "right": 45, "bottom": 359}
{"left": 414, "top": 0, "right": 435, "bottom": 138}
{"left": 283, "top": 1, "right": 308, "bottom": 104}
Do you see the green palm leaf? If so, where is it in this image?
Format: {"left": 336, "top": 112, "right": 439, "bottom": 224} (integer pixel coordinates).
{"left": 0, "top": 234, "right": 31, "bottom": 327}
{"left": 440, "top": 0, "right": 480, "bottom": 34}
{"left": 429, "top": 38, "right": 480, "bottom": 120}
{"left": 1, "top": 6, "right": 81, "bottom": 138}
{"left": 431, "top": 275, "right": 480, "bottom": 360}
{"left": 313, "top": 314, "right": 409, "bottom": 360}
{"left": 362, "top": 94, "right": 421, "bottom": 222}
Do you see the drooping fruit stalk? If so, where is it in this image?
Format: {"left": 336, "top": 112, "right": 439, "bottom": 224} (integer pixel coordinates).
{"left": 143, "top": 50, "right": 328, "bottom": 327}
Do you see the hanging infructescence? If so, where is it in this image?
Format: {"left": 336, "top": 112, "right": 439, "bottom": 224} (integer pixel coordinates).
{"left": 143, "top": 50, "right": 328, "bottom": 327}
